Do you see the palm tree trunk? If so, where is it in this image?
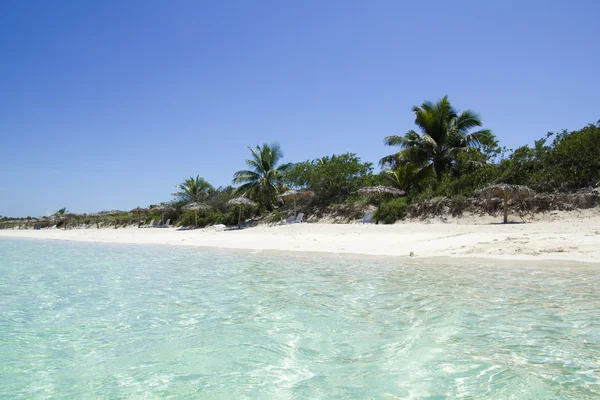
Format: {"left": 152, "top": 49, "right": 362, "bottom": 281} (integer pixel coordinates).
{"left": 376, "top": 194, "right": 382, "bottom": 224}
{"left": 435, "top": 164, "right": 444, "bottom": 182}
{"left": 238, "top": 206, "right": 242, "bottom": 229}
{"left": 194, "top": 210, "right": 198, "bottom": 227}
{"left": 503, "top": 198, "right": 508, "bottom": 224}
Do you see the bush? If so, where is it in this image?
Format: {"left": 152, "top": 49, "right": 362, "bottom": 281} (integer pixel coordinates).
{"left": 284, "top": 153, "right": 380, "bottom": 206}
{"left": 375, "top": 197, "right": 408, "bottom": 224}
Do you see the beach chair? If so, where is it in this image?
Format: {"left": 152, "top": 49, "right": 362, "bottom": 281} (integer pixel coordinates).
{"left": 285, "top": 215, "right": 295, "bottom": 224}
{"left": 156, "top": 220, "right": 162, "bottom": 228}
{"left": 359, "top": 209, "right": 374, "bottom": 224}
{"left": 146, "top": 219, "right": 155, "bottom": 228}
{"left": 163, "top": 219, "right": 171, "bottom": 228}
{"left": 293, "top": 213, "right": 304, "bottom": 223}
{"left": 213, "top": 224, "right": 226, "bottom": 232}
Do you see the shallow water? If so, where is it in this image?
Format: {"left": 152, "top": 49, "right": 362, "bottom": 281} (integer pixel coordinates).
{"left": 0, "top": 238, "right": 599, "bottom": 398}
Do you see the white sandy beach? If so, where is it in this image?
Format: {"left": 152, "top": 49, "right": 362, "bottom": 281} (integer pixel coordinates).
{"left": 2, "top": 209, "right": 599, "bottom": 263}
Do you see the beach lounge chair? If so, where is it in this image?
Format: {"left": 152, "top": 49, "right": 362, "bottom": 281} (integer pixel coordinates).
{"left": 360, "top": 209, "right": 374, "bottom": 224}
{"left": 293, "top": 213, "right": 304, "bottom": 223}
{"left": 285, "top": 215, "right": 295, "bottom": 224}
{"left": 156, "top": 220, "right": 162, "bottom": 228}
{"left": 213, "top": 224, "right": 226, "bottom": 232}
{"left": 145, "top": 219, "right": 155, "bottom": 228}
{"left": 163, "top": 219, "right": 171, "bottom": 228}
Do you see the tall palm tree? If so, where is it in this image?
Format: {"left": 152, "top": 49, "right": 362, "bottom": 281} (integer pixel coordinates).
{"left": 380, "top": 96, "right": 495, "bottom": 181}
{"left": 173, "top": 176, "right": 214, "bottom": 203}
{"left": 53, "top": 207, "right": 68, "bottom": 217}
{"left": 233, "top": 143, "right": 291, "bottom": 210}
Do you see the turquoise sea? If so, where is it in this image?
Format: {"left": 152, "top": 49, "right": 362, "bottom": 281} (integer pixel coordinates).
{"left": 0, "top": 238, "right": 599, "bottom": 399}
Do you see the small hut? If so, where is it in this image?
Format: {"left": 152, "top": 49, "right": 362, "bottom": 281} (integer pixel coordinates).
{"left": 227, "top": 197, "right": 257, "bottom": 229}
{"left": 358, "top": 186, "right": 406, "bottom": 224}
{"left": 477, "top": 184, "right": 535, "bottom": 223}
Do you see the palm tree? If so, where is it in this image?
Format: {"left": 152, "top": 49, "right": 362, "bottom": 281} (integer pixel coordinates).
{"left": 380, "top": 96, "right": 495, "bottom": 181}
{"left": 53, "top": 207, "right": 68, "bottom": 217}
{"left": 383, "top": 162, "right": 433, "bottom": 192}
{"left": 233, "top": 143, "right": 291, "bottom": 210}
{"left": 173, "top": 176, "right": 214, "bottom": 203}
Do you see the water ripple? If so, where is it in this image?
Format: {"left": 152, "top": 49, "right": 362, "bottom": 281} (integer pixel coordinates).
{"left": 1, "top": 238, "right": 599, "bottom": 398}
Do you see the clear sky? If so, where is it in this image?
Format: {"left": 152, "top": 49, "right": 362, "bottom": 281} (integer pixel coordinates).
{"left": 1, "top": 0, "right": 598, "bottom": 217}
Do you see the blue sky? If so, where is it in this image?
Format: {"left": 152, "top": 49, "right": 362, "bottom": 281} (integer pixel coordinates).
{"left": 1, "top": 0, "right": 598, "bottom": 217}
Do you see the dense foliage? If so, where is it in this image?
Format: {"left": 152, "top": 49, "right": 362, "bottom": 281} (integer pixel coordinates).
{"left": 380, "top": 96, "right": 496, "bottom": 181}
{"left": 284, "top": 153, "right": 380, "bottom": 206}
{"left": 498, "top": 122, "right": 600, "bottom": 190}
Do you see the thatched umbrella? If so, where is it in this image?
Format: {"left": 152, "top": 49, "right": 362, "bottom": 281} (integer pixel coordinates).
{"left": 182, "top": 202, "right": 211, "bottom": 227}
{"left": 150, "top": 205, "right": 173, "bottom": 226}
{"left": 478, "top": 184, "right": 535, "bottom": 223}
{"left": 358, "top": 186, "right": 406, "bottom": 224}
{"left": 227, "top": 197, "right": 257, "bottom": 229}
{"left": 279, "top": 189, "right": 315, "bottom": 216}
{"left": 130, "top": 207, "right": 148, "bottom": 228}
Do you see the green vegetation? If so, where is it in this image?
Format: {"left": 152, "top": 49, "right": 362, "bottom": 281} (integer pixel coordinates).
{"left": 2, "top": 97, "right": 598, "bottom": 229}
{"left": 284, "top": 153, "right": 379, "bottom": 206}
{"left": 173, "top": 176, "right": 214, "bottom": 204}
{"left": 375, "top": 198, "right": 409, "bottom": 225}
{"left": 53, "top": 207, "right": 68, "bottom": 217}
{"left": 380, "top": 96, "right": 496, "bottom": 182}
{"left": 498, "top": 123, "right": 600, "bottom": 190}
{"left": 233, "top": 143, "right": 291, "bottom": 211}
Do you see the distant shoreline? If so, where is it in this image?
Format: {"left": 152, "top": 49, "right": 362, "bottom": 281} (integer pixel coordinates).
{"left": 2, "top": 209, "right": 599, "bottom": 264}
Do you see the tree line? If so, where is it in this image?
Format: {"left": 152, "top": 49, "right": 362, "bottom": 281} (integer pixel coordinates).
{"left": 169, "top": 96, "right": 599, "bottom": 226}
{"left": 3, "top": 96, "right": 598, "bottom": 227}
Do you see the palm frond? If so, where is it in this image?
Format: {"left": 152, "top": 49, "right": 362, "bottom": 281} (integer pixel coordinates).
{"left": 461, "top": 129, "right": 494, "bottom": 147}
{"left": 455, "top": 110, "right": 483, "bottom": 134}
{"left": 397, "top": 147, "right": 430, "bottom": 165}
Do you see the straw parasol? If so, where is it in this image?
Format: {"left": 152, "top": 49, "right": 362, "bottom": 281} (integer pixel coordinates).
{"left": 477, "top": 184, "right": 535, "bottom": 223}
{"left": 279, "top": 189, "right": 314, "bottom": 216}
{"left": 227, "top": 197, "right": 257, "bottom": 229}
{"left": 358, "top": 186, "right": 406, "bottom": 224}
{"left": 130, "top": 207, "right": 148, "bottom": 228}
{"left": 150, "top": 205, "right": 173, "bottom": 226}
{"left": 182, "top": 202, "right": 211, "bottom": 227}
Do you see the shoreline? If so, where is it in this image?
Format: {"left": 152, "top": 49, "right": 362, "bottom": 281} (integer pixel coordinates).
{"left": 2, "top": 210, "right": 599, "bottom": 265}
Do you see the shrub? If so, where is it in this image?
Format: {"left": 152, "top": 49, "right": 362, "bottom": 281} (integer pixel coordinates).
{"left": 375, "top": 197, "right": 408, "bottom": 224}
